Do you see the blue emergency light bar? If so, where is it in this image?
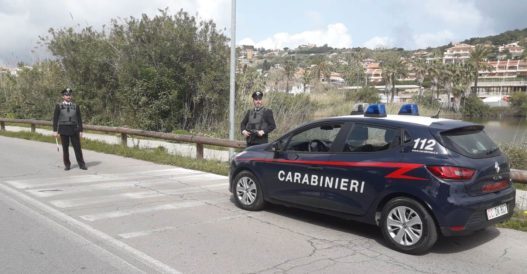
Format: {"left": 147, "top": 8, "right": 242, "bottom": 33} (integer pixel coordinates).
{"left": 364, "top": 104, "right": 387, "bottom": 117}
{"left": 398, "top": 104, "right": 419, "bottom": 116}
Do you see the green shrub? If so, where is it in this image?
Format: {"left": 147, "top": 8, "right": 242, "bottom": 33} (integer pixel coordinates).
{"left": 509, "top": 92, "right": 527, "bottom": 117}
{"left": 347, "top": 86, "right": 381, "bottom": 103}
{"left": 500, "top": 143, "right": 527, "bottom": 170}
{"left": 462, "top": 95, "right": 490, "bottom": 117}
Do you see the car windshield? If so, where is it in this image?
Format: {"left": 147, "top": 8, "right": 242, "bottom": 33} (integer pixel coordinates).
{"left": 440, "top": 127, "right": 499, "bottom": 158}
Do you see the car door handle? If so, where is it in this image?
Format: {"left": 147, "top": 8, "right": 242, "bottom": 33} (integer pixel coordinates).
{"left": 307, "top": 166, "right": 323, "bottom": 171}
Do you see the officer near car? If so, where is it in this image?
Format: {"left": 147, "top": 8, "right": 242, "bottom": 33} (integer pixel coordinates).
{"left": 52, "top": 88, "right": 87, "bottom": 170}
{"left": 240, "top": 91, "right": 276, "bottom": 147}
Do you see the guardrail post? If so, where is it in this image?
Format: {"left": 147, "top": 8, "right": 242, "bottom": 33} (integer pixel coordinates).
{"left": 121, "top": 133, "right": 127, "bottom": 146}
{"left": 31, "top": 123, "right": 36, "bottom": 133}
{"left": 196, "top": 143, "right": 204, "bottom": 160}
{"left": 0, "top": 121, "right": 5, "bottom": 131}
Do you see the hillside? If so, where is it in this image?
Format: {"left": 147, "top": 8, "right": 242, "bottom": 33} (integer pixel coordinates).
{"left": 461, "top": 28, "right": 527, "bottom": 47}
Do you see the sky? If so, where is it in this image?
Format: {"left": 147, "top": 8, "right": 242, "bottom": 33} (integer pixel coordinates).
{"left": 1, "top": 0, "right": 526, "bottom": 67}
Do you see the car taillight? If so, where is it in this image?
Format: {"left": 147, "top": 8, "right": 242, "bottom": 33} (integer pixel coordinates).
{"left": 426, "top": 166, "right": 475, "bottom": 180}
{"left": 482, "top": 180, "right": 509, "bottom": 193}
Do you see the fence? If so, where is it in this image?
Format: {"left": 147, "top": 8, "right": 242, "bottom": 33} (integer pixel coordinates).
{"left": 1, "top": 117, "right": 526, "bottom": 184}
{"left": 0, "top": 118, "right": 245, "bottom": 160}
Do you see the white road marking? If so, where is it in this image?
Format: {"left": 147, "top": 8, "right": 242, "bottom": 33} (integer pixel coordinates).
{"left": 118, "top": 214, "right": 247, "bottom": 239}
{"left": 50, "top": 183, "right": 227, "bottom": 209}
{"left": 28, "top": 173, "right": 212, "bottom": 198}
{"left": 5, "top": 168, "right": 204, "bottom": 189}
{"left": 79, "top": 199, "right": 223, "bottom": 222}
{"left": 0, "top": 183, "right": 180, "bottom": 273}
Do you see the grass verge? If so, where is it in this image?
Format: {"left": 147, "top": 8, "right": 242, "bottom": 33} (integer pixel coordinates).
{"left": 498, "top": 210, "right": 527, "bottom": 232}
{"left": 0, "top": 130, "right": 229, "bottom": 176}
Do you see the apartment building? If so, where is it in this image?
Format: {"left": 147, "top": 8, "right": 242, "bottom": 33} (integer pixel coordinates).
{"left": 499, "top": 42, "right": 524, "bottom": 58}
{"left": 443, "top": 43, "right": 474, "bottom": 64}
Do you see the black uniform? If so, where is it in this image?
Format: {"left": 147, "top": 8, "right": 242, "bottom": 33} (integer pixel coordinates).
{"left": 53, "top": 102, "right": 86, "bottom": 170}
{"left": 240, "top": 107, "right": 276, "bottom": 146}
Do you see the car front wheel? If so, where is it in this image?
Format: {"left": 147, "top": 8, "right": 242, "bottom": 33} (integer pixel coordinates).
{"left": 380, "top": 197, "right": 437, "bottom": 254}
{"left": 233, "top": 171, "right": 265, "bottom": 211}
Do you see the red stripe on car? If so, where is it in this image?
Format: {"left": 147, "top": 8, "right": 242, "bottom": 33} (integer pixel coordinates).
{"left": 241, "top": 158, "right": 426, "bottom": 181}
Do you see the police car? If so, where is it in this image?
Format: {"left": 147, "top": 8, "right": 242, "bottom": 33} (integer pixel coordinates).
{"left": 229, "top": 104, "right": 515, "bottom": 254}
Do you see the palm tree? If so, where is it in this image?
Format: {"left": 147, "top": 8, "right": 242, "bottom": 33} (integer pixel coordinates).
{"left": 311, "top": 56, "right": 331, "bottom": 83}
{"left": 441, "top": 64, "right": 455, "bottom": 110}
{"left": 283, "top": 60, "right": 296, "bottom": 93}
{"left": 468, "top": 45, "right": 491, "bottom": 96}
{"left": 452, "top": 64, "right": 474, "bottom": 111}
{"left": 412, "top": 59, "right": 428, "bottom": 102}
{"left": 427, "top": 61, "right": 442, "bottom": 104}
{"left": 300, "top": 67, "right": 312, "bottom": 93}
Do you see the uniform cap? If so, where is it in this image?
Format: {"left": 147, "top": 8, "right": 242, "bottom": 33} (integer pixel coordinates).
{"left": 61, "top": 88, "right": 73, "bottom": 95}
{"left": 252, "top": 91, "right": 263, "bottom": 100}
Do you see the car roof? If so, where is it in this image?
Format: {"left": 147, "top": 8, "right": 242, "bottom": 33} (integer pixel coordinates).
{"left": 314, "top": 114, "right": 478, "bottom": 130}
{"left": 345, "top": 114, "right": 451, "bottom": 126}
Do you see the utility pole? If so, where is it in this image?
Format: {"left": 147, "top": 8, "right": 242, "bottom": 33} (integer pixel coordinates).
{"left": 228, "top": 0, "right": 236, "bottom": 158}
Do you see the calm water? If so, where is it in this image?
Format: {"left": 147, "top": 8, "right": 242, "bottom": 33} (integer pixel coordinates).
{"left": 466, "top": 117, "right": 527, "bottom": 145}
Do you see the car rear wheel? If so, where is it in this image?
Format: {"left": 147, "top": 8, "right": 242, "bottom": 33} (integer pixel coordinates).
{"left": 233, "top": 171, "right": 265, "bottom": 211}
{"left": 380, "top": 197, "right": 437, "bottom": 254}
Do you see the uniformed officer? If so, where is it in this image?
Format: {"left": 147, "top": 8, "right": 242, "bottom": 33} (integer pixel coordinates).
{"left": 240, "top": 91, "right": 276, "bottom": 147}
{"left": 52, "top": 88, "right": 87, "bottom": 170}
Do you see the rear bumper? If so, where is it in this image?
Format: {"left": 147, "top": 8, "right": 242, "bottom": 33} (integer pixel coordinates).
{"left": 438, "top": 187, "right": 516, "bottom": 236}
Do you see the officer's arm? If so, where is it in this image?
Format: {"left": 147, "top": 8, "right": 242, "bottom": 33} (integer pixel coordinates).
{"left": 52, "top": 104, "right": 60, "bottom": 132}
{"left": 263, "top": 109, "right": 276, "bottom": 134}
{"left": 240, "top": 111, "right": 249, "bottom": 133}
{"left": 77, "top": 105, "right": 83, "bottom": 132}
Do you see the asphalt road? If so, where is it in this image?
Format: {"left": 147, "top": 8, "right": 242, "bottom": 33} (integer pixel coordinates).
{"left": 1, "top": 135, "right": 527, "bottom": 273}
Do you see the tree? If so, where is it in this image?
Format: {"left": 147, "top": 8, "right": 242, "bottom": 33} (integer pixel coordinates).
{"left": 39, "top": 9, "right": 231, "bottom": 132}
{"left": 468, "top": 45, "right": 492, "bottom": 96}
{"left": 311, "top": 56, "right": 330, "bottom": 83}
{"left": 412, "top": 59, "right": 428, "bottom": 103}
{"left": 426, "top": 61, "right": 442, "bottom": 104}
{"left": 342, "top": 52, "right": 366, "bottom": 86}
{"left": 509, "top": 92, "right": 527, "bottom": 116}
{"left": 378, "top": 51, "right": 407, "bottom": 103}
{"left": 451, "top": 64, "right": 474, "bottom": 112}
{"left": 300, "top": 67, "right": 312, "bottom": 93}
{"left": 440, "top": 64, "right": 455, "bottom": 110}
{"left": 262, "top": 59, "right": 271, "bottom": 71}
{"left": 283, "top": 59, "right": 296, "bottom": 93}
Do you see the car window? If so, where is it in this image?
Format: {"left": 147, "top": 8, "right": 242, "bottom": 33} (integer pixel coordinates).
{"left": 285, "top": 124, "right": 342, "bottom": 152}
{"left": 441, "top": 128, "right": 499, "bottom": 158}
{"left": 343, "top": 124, "right": 399, "bottom": 152}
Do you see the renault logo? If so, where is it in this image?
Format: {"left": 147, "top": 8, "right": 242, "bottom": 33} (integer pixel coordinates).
{"left": 495, "top": 162, "right": 500, "bottom": 174}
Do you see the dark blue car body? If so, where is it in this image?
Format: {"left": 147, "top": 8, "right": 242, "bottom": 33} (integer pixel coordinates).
{"left": 229, "top": 112, "right": 515, "bottom": 253}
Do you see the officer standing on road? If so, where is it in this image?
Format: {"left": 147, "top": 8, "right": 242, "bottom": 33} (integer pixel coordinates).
{"left": 52, "top": 88, "right": 87, "bottom": 171}
{"left": 240, "top": 91, "right": 276, "bottom": 147}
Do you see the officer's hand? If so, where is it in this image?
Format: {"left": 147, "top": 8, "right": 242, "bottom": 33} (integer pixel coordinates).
{"left": 257, "top": 130, "right": 264, "bottom": 136}
{"left": 242, "top": 130, "right": 251, "bottom": 137}
{"left": 53, "top": 132, "right": 58, "bottom": 137}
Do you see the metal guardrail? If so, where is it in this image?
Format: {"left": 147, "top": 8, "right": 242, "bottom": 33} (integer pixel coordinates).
{"left": 0, "top": 118, "right": 246, "bottom": 160}
{"left": 1, "top": 118, "right": 526, "bottom": 183}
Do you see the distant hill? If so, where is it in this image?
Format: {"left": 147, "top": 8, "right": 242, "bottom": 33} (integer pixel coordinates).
{"left": 461, "top": 28, "right": 527, "bottom": 46}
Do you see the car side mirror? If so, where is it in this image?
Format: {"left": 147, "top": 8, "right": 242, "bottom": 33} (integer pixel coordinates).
{"left": 272, "top": 142, "right": 281, "bottom": 152}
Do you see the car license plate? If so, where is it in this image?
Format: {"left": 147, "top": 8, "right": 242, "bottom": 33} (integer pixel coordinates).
{"left": 487, "top": 203, "right": 508, "bottom": 220}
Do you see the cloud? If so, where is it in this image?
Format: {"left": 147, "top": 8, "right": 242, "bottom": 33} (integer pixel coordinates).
{"left": 413, "top": 30, "right": 455, "bottom": 49}
{"left": 363, "top": 36, "right": 394, "bottom": 49}
{"left": 0, "top": 0, "right": 230, "bottom": 66}
{"left": 239, "top": 23, "right": 352, "bottom": 49}
{"left": 422, "top": 0, "right": 483, "bottom": 28}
